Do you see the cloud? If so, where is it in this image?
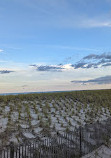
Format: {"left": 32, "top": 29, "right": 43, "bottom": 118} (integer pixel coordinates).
{"left": 74, "top": 53, "right": 111, "bottom": 69}
{"left": 30, "top": 64, "right": 37, "bottom": 67}
{"left": 102, "top": 63, "right": 111, "bottom": 67}
{"left": 0, "top": 70, "right": 14, "bottom": 74}
{"left": 22, "top": 85, "right": 28, "bottom": 87}
{"left": 0, "top": 49, "right": 4, "bottom": 53}
{"left": 21, "top": 85, "right": 28, "bottom": 89}
{"left": 81, "top": 19, "right": 111, "bottom": 28}
{"left": 30, "top": 64, "right": 74, "bottom": 72}
{"left": 73, "top": 62, "right": 86, "bottom": 69}
{"left": 37, "top": 65, "right": 64, "bottom": 71}
{"left": 30, "top": 64, "right": 65, "bottom": 72}
{"left": 83, "top": 53, "right": 111, "bottom": 60}
{"left": 29, "top": 52, "right": 111, "bottom": 72}
{"left": 71, "top": 75, "right": 111, "bottom": 85}
{"left": 29, "top": 52, "right": 111, "bottom": 74}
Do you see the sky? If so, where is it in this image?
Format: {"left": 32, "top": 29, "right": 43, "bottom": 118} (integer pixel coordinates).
{"left": 0, "top": 0, "right": 111, "bottom": 93}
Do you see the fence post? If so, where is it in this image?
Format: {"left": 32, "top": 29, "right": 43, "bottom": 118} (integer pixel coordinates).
{"left": 10, "top": 142, "right": 14, "bottom": 158}
{"left": 79, "top": 126, "right": 82, "bottom": 157}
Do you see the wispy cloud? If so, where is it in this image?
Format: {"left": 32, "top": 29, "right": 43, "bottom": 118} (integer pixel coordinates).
{"left": 0, "top": 49, "right": 4, "bottom": 53}
{"left": 71, "top": 75, "right": 111, "bottom": 85}
{"left": 7, "top": 47, "right": 22, "bottom": 50}
{"left": 77, "top": 19, "right": 111, "bottom": 28}
{"left": 14, "top": 0, "right": 111, "bottom": 28}
{"left": 0, "top": 60, "right": 8, "bottom": 63}
{"left": 44, "top": 45, "right": 99, "bottom": 52}
{"left": 56, "top": 15, "right": 111, "bottom": 28}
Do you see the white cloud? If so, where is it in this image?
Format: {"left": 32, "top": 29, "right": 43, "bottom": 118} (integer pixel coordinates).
{"left": 62, "top": 64, "right": 74, "bottom": 70}
{"left": 0, "top": 49, "right": 4, "bottom": 52}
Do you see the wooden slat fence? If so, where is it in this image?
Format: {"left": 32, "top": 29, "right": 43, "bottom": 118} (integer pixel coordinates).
{"left": 1, "top": 117, "right": 111, "bottom": 158}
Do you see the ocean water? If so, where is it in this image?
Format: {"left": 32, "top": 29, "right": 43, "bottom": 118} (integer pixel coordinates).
{"left": 0, "top": 90, "right": 76, "bottom": 96}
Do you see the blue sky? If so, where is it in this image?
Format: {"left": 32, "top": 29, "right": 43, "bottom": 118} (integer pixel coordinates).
{"left": 0, "top": 0, "right": 111, "bottom": 93}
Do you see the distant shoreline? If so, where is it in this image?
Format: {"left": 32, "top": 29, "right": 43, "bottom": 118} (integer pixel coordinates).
{"left": 0, "top": 88, "right": 110, "bottom": 96}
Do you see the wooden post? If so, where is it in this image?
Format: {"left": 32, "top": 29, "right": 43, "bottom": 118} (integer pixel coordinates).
{"left": 10, "top": 142, "right": 14, "bottom": 158}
